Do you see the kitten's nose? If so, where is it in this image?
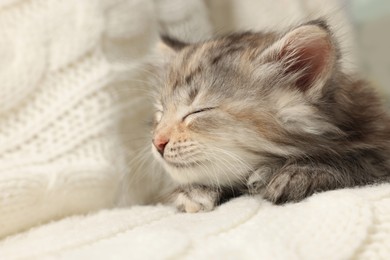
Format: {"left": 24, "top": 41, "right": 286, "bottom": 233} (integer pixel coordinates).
{"left": 153, "top": 136, "right": 169, "bottom": 156}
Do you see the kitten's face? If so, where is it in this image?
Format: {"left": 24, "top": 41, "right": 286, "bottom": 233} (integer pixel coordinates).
{"left": 152, "top": 22, "right": 339, "bottom": 186}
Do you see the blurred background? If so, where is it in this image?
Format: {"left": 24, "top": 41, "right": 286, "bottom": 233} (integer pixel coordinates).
{"left": 346, "top": 0, "right": 390, "bottom": 105}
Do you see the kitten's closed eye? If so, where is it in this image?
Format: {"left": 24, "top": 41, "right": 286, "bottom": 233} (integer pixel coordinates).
{"left": 183, "top": 107, "right": 216, "bottom": 121}
{"left": 154, "top": 107, "right": 216, "bottom": 125}
{"left": 155, "top": 111, "right": 163, "bottom": 123}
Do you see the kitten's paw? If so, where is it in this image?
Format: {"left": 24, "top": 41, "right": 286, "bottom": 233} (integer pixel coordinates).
{"left": 171, "top": 186, "right": 219, "bottom": 213}
{"left": 247, "top": 167, "right": 273, "bottom": 195}
{"left": 263, "top": 165, "right": 311, "bottom": 204}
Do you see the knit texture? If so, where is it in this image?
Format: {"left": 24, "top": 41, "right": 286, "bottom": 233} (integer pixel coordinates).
{"left": 1, "top": 184, "right": 390, "bottom": 259}
{"left": 0, "top": 0, "right": 160, "bottom": 239}
{"left": 1, "top": 0, "right": 389, "bottom": 259}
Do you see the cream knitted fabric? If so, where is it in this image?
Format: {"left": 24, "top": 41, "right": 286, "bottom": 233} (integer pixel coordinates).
{"left": 1, "top": 184, "right": 390, "bottom": 259}
{"left": 0, "top": 0, "right": 145, "bottom": 238}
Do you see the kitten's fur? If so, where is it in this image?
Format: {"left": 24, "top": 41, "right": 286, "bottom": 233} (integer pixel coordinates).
{"left": 151, "top": 20, "right": 390, "bottom": 212}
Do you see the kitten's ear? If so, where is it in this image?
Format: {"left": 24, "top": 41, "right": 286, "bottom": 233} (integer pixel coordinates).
{"left": 261, "top": 20, "right": 337, "bottom": 93}
{"left": 157, "top": 35, "right": 188, "bottom": 56}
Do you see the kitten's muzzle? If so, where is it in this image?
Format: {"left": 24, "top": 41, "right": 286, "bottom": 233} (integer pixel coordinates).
{"left": 153, "top": 136, "right": 169, "bottom": 156}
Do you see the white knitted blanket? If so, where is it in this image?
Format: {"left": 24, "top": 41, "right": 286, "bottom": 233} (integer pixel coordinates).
{"left": 1, "top": 0, "right": 389, "bottom": 259}
{"left": 1, "top": 184, "right": 390, "bottom": 259}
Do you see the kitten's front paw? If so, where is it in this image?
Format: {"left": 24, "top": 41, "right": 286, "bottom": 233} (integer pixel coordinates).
{"left": 171, "top": 185, "right": 220, "bottom": 213}
{"left": 263, "top": 165, "right": 311, "bottom": 204}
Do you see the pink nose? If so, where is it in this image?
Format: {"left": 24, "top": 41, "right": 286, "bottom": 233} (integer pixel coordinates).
{"left": 153, "top": 136, "right": 169, "bottom": 156}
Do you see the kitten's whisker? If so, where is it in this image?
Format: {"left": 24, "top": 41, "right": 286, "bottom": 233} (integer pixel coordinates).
{"left": 175, "top": 147, "right": 221, "bottom": 190}
{"left": 200, "top": 148, "right": 248, "bottom": 187}
{"left": 123, "top": 146, "right": 154, "bottom": 187}
{"left": 114, "top": 146, "right": 152, "bottom": 204}
{"left": 198, "top": 159, "right": 222, "bottom": 192}
{"left": 212, "top": 153, "right": 248, "bottom": 186}
{"left": 205, "top": 154, "right": 226, "bottom": 193}
{"left": 204, "top": 151, "right": 236, "bottom": 193}
{"left": 208, "top": 146, "right": 255, "bottom": 173}
{"left": 201, "top": 148, "right": 233, "bottom": 191}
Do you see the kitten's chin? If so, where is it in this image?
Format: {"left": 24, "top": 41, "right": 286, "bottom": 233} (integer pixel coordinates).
{"left": 151, "top": 145, "right": 206, "bottom": 184}
{"left": 151, "top": 145, "right": 250, "bottom": 186}
{"left": 164, "top": 165, "right": 222, "bottom": 185}
{"left": 162, "top": 160, "right": 248, "bottom": 186}
{"left": 165, "top": 166, "right": 205, "bottom": 185}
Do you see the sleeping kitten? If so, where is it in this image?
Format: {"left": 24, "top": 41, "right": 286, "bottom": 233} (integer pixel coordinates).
{"left": 151, "top": 20, "right": 390, "bottom": 213}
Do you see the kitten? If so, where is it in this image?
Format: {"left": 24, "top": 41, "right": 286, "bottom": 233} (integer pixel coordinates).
{"left": 151, "top": 20, "right": 390, "bottom": 213}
